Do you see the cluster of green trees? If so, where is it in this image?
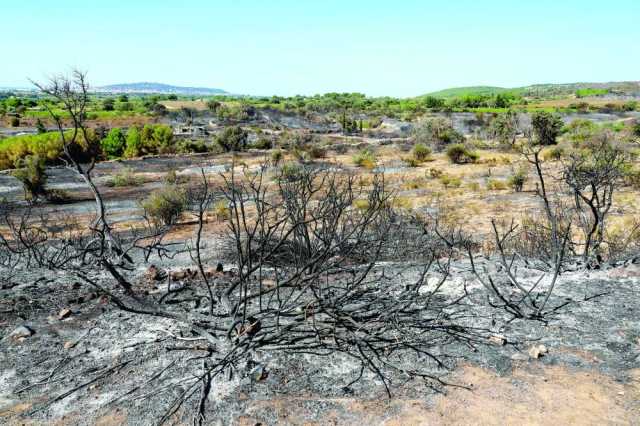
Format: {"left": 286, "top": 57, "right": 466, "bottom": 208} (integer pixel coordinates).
{"left": 100, "top": 124, "right": 174, "bottom": 158}
{"left": 0, "top": 124, "right": 175, "bottom": 170}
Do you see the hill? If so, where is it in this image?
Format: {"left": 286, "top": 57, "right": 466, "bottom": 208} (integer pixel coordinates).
{"left": 95, "top": 82, "right": 227, "bottom": 95}
{"left": 425, "top": 81, "right": 640, "bottom": 99}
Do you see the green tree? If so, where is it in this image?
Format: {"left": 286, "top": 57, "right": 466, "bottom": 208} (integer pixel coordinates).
{"left": 36, "top": 118, "right": 47, "bottom": 134}
{"left": 124, "top": 126, "right": 143, "bottom": 158}
{"left": 102, "top": 98, "right": 115, "bottom": 111}
{"left": 531, "top": 111, "right": 563, "bottom": 145}
{"left": 216, "top": 126, "right": 247, "bottom": 151}
{"left": 489, "top": 110, "right": 519, "bottom": 146}
{"left": 100, "top": 128, "right": 126, "bottom": 158}
{"left": 152, "top": 124, "right": 174, "bottom": 151}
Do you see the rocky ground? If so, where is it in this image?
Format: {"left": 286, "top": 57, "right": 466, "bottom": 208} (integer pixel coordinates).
{"left": 1, "top": 256, "right": 639, "bottom": 425}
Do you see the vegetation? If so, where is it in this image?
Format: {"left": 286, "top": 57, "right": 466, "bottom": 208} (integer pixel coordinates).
{"left": 141, "top": 184, "right": 187, "bottom": 226}
{"left": 100, "top": 128, "right": 127, "bottom": 158}
{"left": 413, "top": 117, "right": 464, "bottom": 150}
{"left": 508, "top": 168, "right": 528, "bottom": 192}
{"left": 446, "top": 143, "right": 479, "bottom": 164}
{"left": 106, "top": 168, "right": 144, "bottom": 187}
{"left": 531, "top": 111, "right": 564, "bottom": 145}
{"left": 11, "top": 155, "right": 48, "bottom": 200}
{"left": 216, "top": 126, "right": 248, "bottom": 152}
{"left": 352, "top": 149, "right": 377, "bottom": 169}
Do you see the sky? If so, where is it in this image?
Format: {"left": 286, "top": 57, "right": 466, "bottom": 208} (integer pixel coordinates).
{"left": 3, "top": 0, "right": 639, "bottom": 97}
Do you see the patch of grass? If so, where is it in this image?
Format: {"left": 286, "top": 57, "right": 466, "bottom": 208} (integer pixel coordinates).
{"left": 486, "top": 178, "right": 508, "bottom": 190}
{"left": 352, "top": 149, "right": 377, "bottom": 169}
{"left": 353, "top": 199, "right": 370, "bottom": 210}
{"left": 439, "top": 174, "right": 462, "bottom": 188}
{"left": 213, "top": 199, "right": 231, "bottom": 220}
{"left": 106, "top": 168, "right": 144, "bottom": 187}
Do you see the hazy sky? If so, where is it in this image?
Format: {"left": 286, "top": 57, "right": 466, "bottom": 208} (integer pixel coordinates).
{"left": 3, "top": 0, "right": 639, "bottom": 97}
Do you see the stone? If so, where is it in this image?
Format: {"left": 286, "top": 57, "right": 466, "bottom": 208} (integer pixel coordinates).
{"left": 64, "top": 341, "right": 77, "bottom": 350}
{"left": 250, "top": 365, "right": 268, "bottom": 382}
{"left": 528, "top": 344, "right": 548, "bottom": 359}
{"left": 510, "top": 352, "right": 529, "bottom": 361}
{"left": 144, "top": 264, "right": 166, "bottom": 282}
{"left": 58, "top": 308, "right": 72, "bottom": 320}
{"left": 10, "top": 325, "right": 34, "bottom": 340}
{"left": 489, "top": 334, "right": 507, "bottom": 346}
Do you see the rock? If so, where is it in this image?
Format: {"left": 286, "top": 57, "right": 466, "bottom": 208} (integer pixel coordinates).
{"left": 528, "top": 344, "right": 548, "bottom": 359}
{"left": 64, "top": 340, "right": 77, "bottom": 350}
{"left": 489, "top": 334, "right": 507, "bottom": 346}
{"left": 250, "top": 365, "right": 268, "bottom": 382}
{"left": 58, "top": 308, "right": 72, "bottom": 320}
{"left": 168, "top": 281, "right": 185, "bottom": 292}
{"left": 510, "top": 352, "right": 529, "bottom": 361}
{"left": 10, "top": 325, "right": 34, "bottom": 340}
{"left": 145, "top": 264, "right": 166, "bottom": 282}
{"left": 169, "top": 268, "right": 198, "bottom": 282}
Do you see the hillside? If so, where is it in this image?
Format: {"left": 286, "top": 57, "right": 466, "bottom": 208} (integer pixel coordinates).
{"left": 95, "top": 82, "right": 227, "bottom": 95}
{"left": 425, "top": 81, "right": 640, "bottom": 99}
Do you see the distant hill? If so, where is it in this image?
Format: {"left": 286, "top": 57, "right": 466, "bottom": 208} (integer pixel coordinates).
{"left": 424, "top": 82, "right": 640, "bottom": 99}
{"left": 424, "top": 86, "right": 514, "bottom": 98}
{"left": 95, "top": 82, "right": 228, "bottom": 95}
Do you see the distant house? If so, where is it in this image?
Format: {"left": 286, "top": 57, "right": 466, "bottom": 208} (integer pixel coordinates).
{"left": 173, "top": 125, "right": 208, "bottom": 137}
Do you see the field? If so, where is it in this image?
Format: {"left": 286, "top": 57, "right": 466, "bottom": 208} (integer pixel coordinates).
{"left": 1, "top": 78, "right": 640, "bottom": 425}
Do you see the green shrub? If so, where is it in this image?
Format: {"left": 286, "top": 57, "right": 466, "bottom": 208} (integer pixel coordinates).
{"left": 439, "top": 174, "right": 461, "bottom": 188}
{"left": 352, "top": 149, "right": 376, "bottom": 169}
{"left": 271, "top": 149, "right": 284, "bottom": 166}
{"left": 124, "top": 126, "right": 143, "bottom": 158}
{"left": 106, "top": 168, "right": 144, "bottom": 187}
{"left": 507, "top": 168, "right": 528, "bottom": 192}
{"left": 141, "top": 185, "right": 187, "bottom": 226}
{"left": 280, "top": 161, "right": 304, "bottom": 181}
{"left": 213, "top": 199, "right": 230, "bottom": 220}
{"left": 0, "top": 130, "right": 94, "bottom": 170}
{"left": 11, "top": 155, "right": 47, "bottom": 200}
{"left": 101, "top": 128, "right": 126, "bottom": 158}
{"left": 177, "top": 140, "right": 208, "bottom": 154}
{"left": 251, "top": 137, "right": 273, "bottom": 150}
{"left": 543, "top": 146, "right": 564, "bottom": 161}
{"left": 216, "top": 126, "right": 247, "bottom": 152}
{"left": 306, "top": 145, "right": 326, "bottom": 159}
{"left": 153, "top": 125, "right": 175, "bottom": 152}
{"left": 412, "top": 143, "right": 432, "bottom": 162}
{"left": 531, "top": 111, "right": 563, "bottom": 145}
{"left": 403, "top": 157, "right": 422, "bottom": 167}
{"left": 446, "top": 144, "right": 479, "bottom": 164}
{"left": 413, "top": 117, "right": 463, "bottom": 149}
{"left": 623, "top": 167, "right": 640, "bottom": 190}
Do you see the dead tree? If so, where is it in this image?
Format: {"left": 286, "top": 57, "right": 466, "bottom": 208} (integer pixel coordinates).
{"left": 31, "top": 70, "right": 136, "bottom": 290}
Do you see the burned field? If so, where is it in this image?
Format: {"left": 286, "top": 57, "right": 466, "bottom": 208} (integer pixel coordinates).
{"left": 1, "top": 72, "right": 640, "bottom": 425}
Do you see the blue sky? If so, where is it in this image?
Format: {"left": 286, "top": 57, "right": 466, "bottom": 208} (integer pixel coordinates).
{"left": 3, "top": 0, "right": 639, "bottom": 96}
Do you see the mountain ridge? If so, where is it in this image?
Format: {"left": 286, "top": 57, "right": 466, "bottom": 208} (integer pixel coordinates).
{"left": 95, "top": 82, "right": 227, "bottom": 95}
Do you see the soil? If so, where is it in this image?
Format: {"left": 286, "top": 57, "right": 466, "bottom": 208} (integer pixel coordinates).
{"left": 1, "top": 258, "right": 639, "bottom": 425}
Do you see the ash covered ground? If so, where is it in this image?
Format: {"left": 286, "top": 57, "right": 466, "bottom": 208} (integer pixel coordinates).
{"left": 1, "top": 254, "right": 639, "bottom": 425}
